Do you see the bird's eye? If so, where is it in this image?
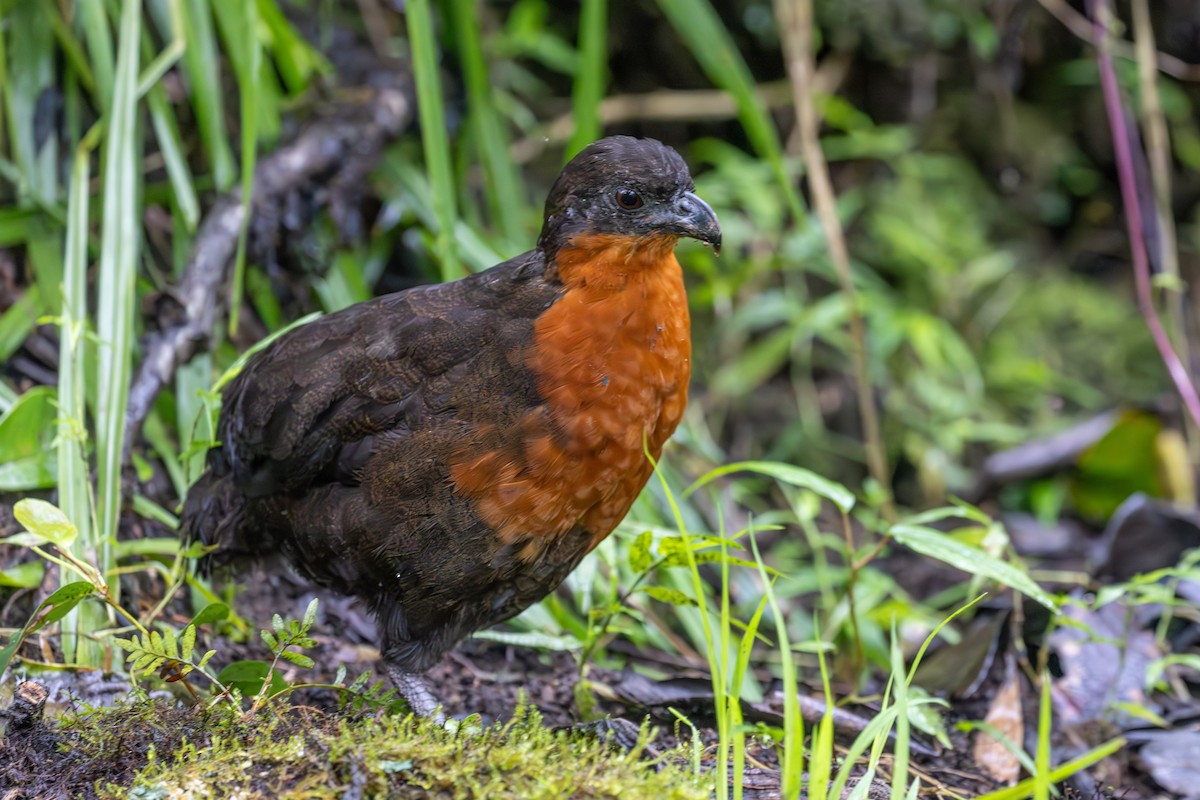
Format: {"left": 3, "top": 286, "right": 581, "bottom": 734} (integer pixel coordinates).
{"left": 615, "top": 188, "right": 644, "bottom": 210}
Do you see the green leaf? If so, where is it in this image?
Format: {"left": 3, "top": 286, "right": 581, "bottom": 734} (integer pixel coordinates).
{"left": 0, "top": 459, "right": 57, "bottom": 493}
{"left": 279, "top": 650, "right": 314, "bottom": 669}
{"left": 217, "top": 659, "right": 288, "bottom": 697}
{"left": 112, "top": 537, "right": 183, "bottom": 560}
{"left": 261, "top": 631, "right": 278, "bottom": 651}
{"left": 348, "top": 670, "right": 373, "bottom": 692}
{"left": 197, "top": 649, "right": 217, "bottom": 670}
{"left": 638, "top": 586, "right": 697, "bottom": 607}
{"left": 628, "top": 530, "right": 654, "bottom": 573}
{"left": 13, "top": 498, "right": 78, "bottom": 548}
{"left": 0, "top": 387, "right": 57, "bottom": 491}
{"left": 1071, "top": 410, "right": 1162, "bottom": 521}
{"left": 0, "top": 561, "right": 44, "bottom": 588}
{"left": 302, "top": 597, "right": 318, "bottom": 629}
{"left": 889, "top": 524, "right": 1058, "bottom": 611}
{"left": 188, "top": 602, "right": 231, "bottom": 629}
{"left": 30, "top": 581, "right": 95, "bottom": 633}
{"left": 162, "top": 627, "right": 179, "bottom": 660}
{"left": 685, "top": 460, "right": 856, "bottom": 513}
{"left": 471, "top": 629, "right": 582, "bottom": 652}
{"left": 132, "top": 652, "right": 158, "bottom": 672}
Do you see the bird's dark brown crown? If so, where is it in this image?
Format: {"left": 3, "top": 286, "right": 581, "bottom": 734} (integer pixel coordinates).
{"left": 537, "top": 136, "right": 700, "bottom": 252}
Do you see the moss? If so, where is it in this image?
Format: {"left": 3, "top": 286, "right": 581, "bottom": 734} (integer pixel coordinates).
{"left": 3, "top": 696, "right": 707, "bottom": 799}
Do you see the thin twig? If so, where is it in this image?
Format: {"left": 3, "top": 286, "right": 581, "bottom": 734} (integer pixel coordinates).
{"left": 775, "top": 0, "right": 895, "bottom": 522}
{"left": 1038, "top": 0, "right": 1200, "bottom": 81}
{"left": 1131, "top": 0, "right": 1197, "bottom": 469}
{"left": 123, "top": 82, "right": 413, "bottom": 457}
{"left": 510, "top": 56, "right": 851, "bottom": 165}
{"left": 1088, "top": 0, "right": 1200, "bottom": 429}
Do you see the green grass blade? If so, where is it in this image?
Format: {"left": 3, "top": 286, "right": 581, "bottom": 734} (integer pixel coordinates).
{"left": 4, "top": 0, "right": 57, "bottom": 204}
{"left": 449, "top": 0, "right": 526, "bottom": 248}
{"left": 972, "top": 738, "right": 1126, "bottom": 800}
{"left": 889, "top": 625, "right": 910, "bottom": 799}
{"left": 77, "top": 0, "right": 114, "bottom": 110}
{"left": 58, "top": 128, "right": 101, "bottom": 665}
{"left": 0, "top": 286, "right": 39, "bottom": 364}
{"left": 655, "top": 0, "right": 804, "bottom": 220}
{"left": 1034, "top": 672, "right": 1051, "bottom": 800}
{"left": 255, "top": 0, "right": 328, "bottom": 94}
{"left": 180, "top": 0, "right": 236, "bottom": 189}
{"left": 749, "top": 528, "right": 803, "bottom": 798}
{"left": 566, "top": 0, "right": 607, "bottom": 158}
{"left": 147, "top": 87, "right": 200, "bottom": 230}
{"left": 25, "top": 227, "right": 63, "bottom": 315}
{"left": 44, "top": 0, "right": 96, "bottom": 95}
{"left": 223, "top": 0, "right": 261, "bottom": 335}
{"left": 94, "top": 0, "right": 143, "bottom": 611}
{"left": 406, "top": 0, "right": 463, "bottom": 280}
{"left": 144, "top": 0, "right": 199, "bottom": 230}
{"left": 0, "top": 207, "right": 40, "bottom": 246}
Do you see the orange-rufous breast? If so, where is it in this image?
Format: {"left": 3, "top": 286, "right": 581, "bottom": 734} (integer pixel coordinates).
{"left": 450, "top": 233, "right": 691, "bottom": 558}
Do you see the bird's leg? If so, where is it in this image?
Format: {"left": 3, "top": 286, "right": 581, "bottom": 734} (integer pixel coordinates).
{"left": 383, "top": 662, "right": 445, "bottom": 724}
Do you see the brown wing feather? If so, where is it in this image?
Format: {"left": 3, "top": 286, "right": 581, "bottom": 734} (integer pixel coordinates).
{"left": 181, "top": 249, "right": 559, "bottom": 564}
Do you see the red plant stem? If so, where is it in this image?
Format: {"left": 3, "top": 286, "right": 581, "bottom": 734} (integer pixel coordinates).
{"left": 1088, "top": 0, "right": 1200, "bottom": 429}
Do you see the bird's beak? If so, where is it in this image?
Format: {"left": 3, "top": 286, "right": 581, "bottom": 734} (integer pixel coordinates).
{"left": 667, "top": 192, "right": 722, "bottom": 254}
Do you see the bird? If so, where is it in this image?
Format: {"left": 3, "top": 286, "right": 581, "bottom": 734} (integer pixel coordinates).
{"left": 180, "top": 136, "right": 721, "bottom": 717}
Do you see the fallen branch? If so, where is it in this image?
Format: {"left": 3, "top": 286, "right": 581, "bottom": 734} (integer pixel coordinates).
{"left": 124, "top": 80, "right": 413, "bottom": 457}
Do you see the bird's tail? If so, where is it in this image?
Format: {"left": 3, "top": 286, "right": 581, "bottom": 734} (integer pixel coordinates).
{"left": 179, "top": 471, "right": 256, "bottom": 575}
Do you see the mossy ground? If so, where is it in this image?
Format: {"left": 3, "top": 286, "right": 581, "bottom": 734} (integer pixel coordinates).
{"left": 1, "top": 696, "right": 708, "bottom": 799}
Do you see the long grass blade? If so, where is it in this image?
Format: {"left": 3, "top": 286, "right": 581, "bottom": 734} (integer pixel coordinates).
{"left": 4, "top": 1, "right": 57, "bottom": 204}
{"left": 44, "top": 0, "right": 96, "bottom": 95}
{"left": 94, "top": 0, "right": 143, "bottom": 611}
{"left": 77, "top": 0, "right": 114, "bottom": 110}
{"left": 655, "top": 0, "right": 804, "bottom": 220}
{"left": 58, "top": 126, "right": 101, "bottom": 665}
{"left": 750, "top": 528, "right": 804, "bottom": 798}
{"left": 406, "top": 0, "right": 463, "bottom": 280}
{"left": 180, "top": 0, "right": 235, "bottom": 189}
{"left": 144, "top": 0, "right": 199, "bottom": 230}
{"left": 1033, "top": 671, "right": 1051, "bottom": 800}
{"left": 224, "top": 0, "right": 261, "bottom": 335}
{"left": 566, "top": 0, "right": 607, "bottom": 158}
{"left": 449, "top": 0, "right": 526, "bottom": 248}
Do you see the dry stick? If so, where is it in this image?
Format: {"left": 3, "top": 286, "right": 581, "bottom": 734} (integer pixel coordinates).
{"left": 1131, "top": 0, "right": 1197, "bottom": 466}
{"left": 510, "top": 56, "right": 853, "bottom": 165}
{"left": 1037, "top": 0, "right": 1200, "bottom": 82}
{"left": 123, "top": 83, "right": 413, "bottom": 457}
{"left": 1088, "top": 0, "right": 1200, "bottom": 430}
{"left": 774, "top": 0, "right": 894, "bottom": 524}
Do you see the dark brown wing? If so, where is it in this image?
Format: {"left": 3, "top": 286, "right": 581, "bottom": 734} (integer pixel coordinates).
{"left": 182, "top": 249, "right": 560, "bottom": 560}
{"left": 221, "top": 250, "right": 556, "bottom": 487}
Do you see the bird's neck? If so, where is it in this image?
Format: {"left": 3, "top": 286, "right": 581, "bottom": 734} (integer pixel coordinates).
{"left": 549, "top": 233, "right": 682, "bottom": 292}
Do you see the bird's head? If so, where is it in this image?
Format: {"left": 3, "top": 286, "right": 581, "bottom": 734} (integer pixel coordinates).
{"left": 538, "top": 136, "right": 722, "bottom": 259}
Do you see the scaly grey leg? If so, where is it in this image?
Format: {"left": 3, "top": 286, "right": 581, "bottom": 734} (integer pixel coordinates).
{"left": 384, "top": 663, "right": 445, "bottom": 724}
